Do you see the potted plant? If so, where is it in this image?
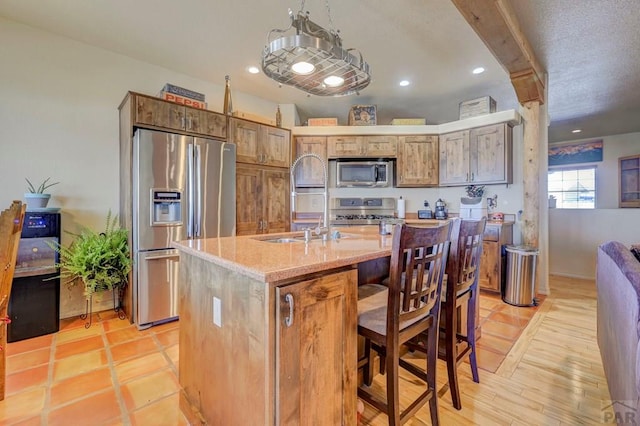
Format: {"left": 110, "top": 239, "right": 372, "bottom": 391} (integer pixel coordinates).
{"left": 24, "top": 177, "right": 59, "bottom": 209}
{"left": 52, "top": 211, "right": 131, "bottom": 297}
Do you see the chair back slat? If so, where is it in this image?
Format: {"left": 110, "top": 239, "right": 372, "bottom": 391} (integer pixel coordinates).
{"left": 387, "top": 222, "right": 454, "bottom": 331}
{"left": 0, "top": 201, "right": 25, "bottom": 305}
{"left": 446, "top": 218, "right": 486, "bottom": 298}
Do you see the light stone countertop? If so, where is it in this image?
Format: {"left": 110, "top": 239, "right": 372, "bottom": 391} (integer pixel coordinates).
{"left": 172, "top": 226, "right": 395, "bottom": 284}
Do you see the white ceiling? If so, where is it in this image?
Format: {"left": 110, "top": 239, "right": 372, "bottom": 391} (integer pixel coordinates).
{"left": 1, "top": 0, "right": 639, "bottom": 143}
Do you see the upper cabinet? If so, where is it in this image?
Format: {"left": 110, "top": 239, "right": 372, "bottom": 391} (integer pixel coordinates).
{"left": 131, "top": 92, "right": 226, "bottom": 139}
{"left": 230, "top": 117, "right": 291, "bottom": 168}
{"left": 439, "top": 123, "right": 512, "bottom": 186}
{"left": 327, "top": 135, "right": 397, "bottom": 158}
{"left": 619, "top": 154, "right": 640, "bottom": 207}
{"left": 396, "top": 135, "right": 439, "bottom": 187}
{"left": 236, "top": 165, "right": 290, "bottom": 236}
{"left": 293, "top": 136, "right": 327, "bottom": 187}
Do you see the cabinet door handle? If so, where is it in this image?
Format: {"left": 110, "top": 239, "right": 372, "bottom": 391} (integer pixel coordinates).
{"left": 284, "top": 293, "right": 294, "bottom": 327}
{"left": 466, "top": 172, "right": 469, "bottom": 181}
{"left": 471, "top": 172, "right": 475, "bottom": 182}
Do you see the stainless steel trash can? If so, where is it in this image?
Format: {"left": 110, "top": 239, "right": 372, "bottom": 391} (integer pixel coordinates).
{"left": 503, "top": 245, "right": 539, "bottom": 306}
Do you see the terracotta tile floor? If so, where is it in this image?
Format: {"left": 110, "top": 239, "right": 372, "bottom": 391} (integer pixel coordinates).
{"left": 475, "top": 290, "right": 545, "bottom": 373}
{"left": 0, "top": 310, "right": 187, "bottom": 425}
{"left": 0, "top": 292, "right": 543, "bottom": 425}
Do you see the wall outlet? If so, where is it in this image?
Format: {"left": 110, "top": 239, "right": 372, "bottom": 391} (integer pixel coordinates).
{"left": 213, "top": 296, "right": 222, "bottom": 327}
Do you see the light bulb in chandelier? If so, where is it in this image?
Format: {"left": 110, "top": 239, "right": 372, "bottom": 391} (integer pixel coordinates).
{"left": 291, "top": 61, "right": 315, "bottom": 75}
{"left": 323, "top": 75, "right": 344, "bottom": 87}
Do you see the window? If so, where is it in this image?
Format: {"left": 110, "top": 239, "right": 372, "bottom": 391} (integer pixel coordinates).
{"left": 548, "top": 166, "right": 596, "bottom": 209}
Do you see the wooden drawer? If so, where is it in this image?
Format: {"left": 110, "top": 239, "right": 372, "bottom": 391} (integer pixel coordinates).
{"left": 483, "top": 226, "right": 500, "bottom": 242}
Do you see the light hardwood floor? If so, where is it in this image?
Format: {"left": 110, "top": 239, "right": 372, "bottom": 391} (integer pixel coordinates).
{"left": 360, "top": 274, "right": 614, "bottom": 425}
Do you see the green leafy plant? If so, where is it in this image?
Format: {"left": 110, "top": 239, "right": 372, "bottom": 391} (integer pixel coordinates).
{"left": 465, "top": 185, "right": 486, "bottom": 198}
{"left": 51, "top": 211, "right": 131, "bottom": 296}
{"left": 26, "top": 177, "right": 59, "bottom": 194}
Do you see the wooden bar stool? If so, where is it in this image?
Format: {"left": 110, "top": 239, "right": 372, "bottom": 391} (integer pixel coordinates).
{"left": 439, "top": 218, "right": 485, "bottom": 409}
{"left": 405, "top": 218, "right": 486, "bottom": 410}
{"left": 0, "top": 201, "right": 26, "bottom": 400}
{"left": 357, "top": 221, "right": 455, "bottom": 426}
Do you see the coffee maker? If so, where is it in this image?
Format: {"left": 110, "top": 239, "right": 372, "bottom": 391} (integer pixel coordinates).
{"left": 434, "top": 198, "right": 447, "bottom": 220}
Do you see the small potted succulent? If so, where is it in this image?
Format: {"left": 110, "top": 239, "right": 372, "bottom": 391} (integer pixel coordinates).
{"left": 24, "top": 177, "right": 59, "bottom": 209}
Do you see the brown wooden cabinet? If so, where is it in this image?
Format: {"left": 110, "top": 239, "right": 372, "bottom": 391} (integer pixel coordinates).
{"left": 177, "top": 250, "right": 357, "bottom": 425}
{"left": 230, "top": 117, "right": 290, "bottom": 167}
{"left": 327, "top": 135, "right": 397, "bottom": 158}
{"left": 619, "top": 154, "right": 640, "bottom": 207}
{"left": 294, "top": 136, "right": 327, "bottom": 187}
{"left": 396, "top": 135, "right": 439, "bottom": 186}
{"left": 236, "top": 165, "right": 289, "bottom": 236}
{"left": 276, "top": 269, "right": 357, "bottom": 425}
{"left": 439, "top": 123, "right": 512, "bottom": 186}
{"left": 479, "top": 222, "right": 513, "bottom": 293}
{"left": 129, "top": 92, "right": 226, "bottom": 139}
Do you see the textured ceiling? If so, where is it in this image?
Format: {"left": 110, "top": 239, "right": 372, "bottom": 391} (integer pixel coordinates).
{"left": 1, "top": 0, "right": 639, "bottom": 143}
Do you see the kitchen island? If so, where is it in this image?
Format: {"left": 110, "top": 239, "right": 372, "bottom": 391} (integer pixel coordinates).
{"left": 172, "top": 226, "right": 399, "bottom": 425}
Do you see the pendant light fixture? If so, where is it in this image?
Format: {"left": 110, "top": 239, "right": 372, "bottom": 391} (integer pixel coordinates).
{"left": 261, "top": 0, "right": 371, "bottom": 97}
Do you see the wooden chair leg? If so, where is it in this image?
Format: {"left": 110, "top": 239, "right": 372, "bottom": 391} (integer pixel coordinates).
{"left": 425, "top": 329, "right": 440, "bottom": 426}
{"left": 387, "top": 342, "right": 401, "bottom": 426}
{"left": 445, "top": 305, "right": 462, "bottom": 410}
{"left": 468, "top": 290, "right": 480, "bottom": 383}
{"left": 363, "top": 339, "right": 374, "bottom": 386}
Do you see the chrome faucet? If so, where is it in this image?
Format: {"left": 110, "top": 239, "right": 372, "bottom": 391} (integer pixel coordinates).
{"left": 290, "top": 153, "right": 329, "bottom": 238}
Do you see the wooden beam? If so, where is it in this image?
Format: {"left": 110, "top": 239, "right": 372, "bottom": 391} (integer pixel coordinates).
{"left": 451, "top": 0, "right": 546, "bottom": 105}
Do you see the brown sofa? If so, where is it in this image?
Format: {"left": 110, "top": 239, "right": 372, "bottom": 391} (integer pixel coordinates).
{"left": 596, "top": 241, "right": 640, "bottom": 420}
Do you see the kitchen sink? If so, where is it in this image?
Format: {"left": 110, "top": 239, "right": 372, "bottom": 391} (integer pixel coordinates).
{"left": 256, "top": 232, "right": 356, "bottom": 243}
{"left": 261, "top": 237, "right": 303, "bottom": 243}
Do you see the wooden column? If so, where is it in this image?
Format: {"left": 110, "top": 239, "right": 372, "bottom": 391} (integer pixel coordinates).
{"left": 451, "top": 0, "right": 546, "bottom": 246}
{"left": 520, "top": 102, "right": 540, "bottom": 247}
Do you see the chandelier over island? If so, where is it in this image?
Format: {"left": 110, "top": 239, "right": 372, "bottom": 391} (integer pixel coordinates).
{"left": 261, "top": 3, "right": 371, "bottom": 97}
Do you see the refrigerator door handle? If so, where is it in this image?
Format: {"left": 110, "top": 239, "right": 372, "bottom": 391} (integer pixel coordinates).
{"left": 187, "top": 143, "right": 195, "bottom": 238}
{"left": 195, "top": 144, "right": 202, "bottom": 237}
{"left": 143, "top": 253, "right": 180, "bottom": 261}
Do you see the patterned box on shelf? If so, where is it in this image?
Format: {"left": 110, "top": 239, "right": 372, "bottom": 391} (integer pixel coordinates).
{"left": 159, "top": 91, "right": 207, "bottom": 109}
{"left": 307, "top": 117, "right": 338, "bottom": 126}
{"left": 390, "top": 118, "right": 426, "bottom": 125}
{"left": 459, "top": 96, "right": 497, "bottom": 120}
{"left": 161, "top": 83, "right": 206, "bottom": 102}
{"left": 348, "top": 105, "right": 377, "bottom": 126}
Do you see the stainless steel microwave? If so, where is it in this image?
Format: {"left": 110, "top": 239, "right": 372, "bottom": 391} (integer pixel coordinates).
{"left": 336, "top": 160, "right": 392, "bottom": 187}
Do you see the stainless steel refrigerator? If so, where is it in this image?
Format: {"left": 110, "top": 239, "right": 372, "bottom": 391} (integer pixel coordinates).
{"left": 132, "top": 128, "right": 235, "bottom": 328}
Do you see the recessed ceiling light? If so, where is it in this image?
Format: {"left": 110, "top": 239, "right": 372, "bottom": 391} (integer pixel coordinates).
{"left": 572, "top": 129, "right": 582, "bottom": 133}
{"left": 472, "top": 67, "right": 485, "bottom": 75}
{"left": 247, "top": 66, "right": 260, "bottom": 74}
{"left": 399, "top": 80, "right": 410, "bottom": 87}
